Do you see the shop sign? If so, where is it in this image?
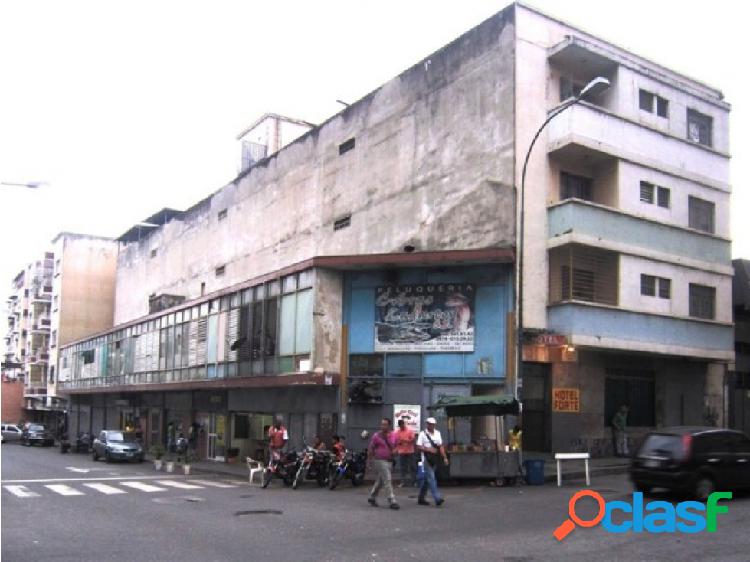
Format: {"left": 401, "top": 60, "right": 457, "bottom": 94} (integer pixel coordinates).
{"left": 374, "top": 283, "right": 475, "bottom": 352}
{"left": 552, "top": 388, "right": 580, "bottom": 412}
{"left": 393, "top": 404, "right": 421, "bottom": 431}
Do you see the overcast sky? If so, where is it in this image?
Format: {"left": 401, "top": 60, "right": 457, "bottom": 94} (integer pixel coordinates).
{"left": 1, "top": 0, "right": 747, "bottom": 331}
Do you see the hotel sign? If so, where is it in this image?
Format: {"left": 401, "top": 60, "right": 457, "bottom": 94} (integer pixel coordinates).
{"left": 552, "top": 388, "right": 580, "bottom": 413}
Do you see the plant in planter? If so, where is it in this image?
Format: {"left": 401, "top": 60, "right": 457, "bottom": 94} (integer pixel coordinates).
{"left": 179, "top": 448, "right": 194, "bottom": 475}
{"left": 164, "top": 452, "right": 176, "bottom": 473}
{"left": 226, "top": 447, "right": 240, "bottom": 464}
{"left": 149, "top": 444, "right": 165, "bottom": 470}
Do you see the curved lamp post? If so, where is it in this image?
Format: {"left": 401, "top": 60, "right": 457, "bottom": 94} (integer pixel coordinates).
{"left": 515, "top": 76, "right": 611, "bottom": 400}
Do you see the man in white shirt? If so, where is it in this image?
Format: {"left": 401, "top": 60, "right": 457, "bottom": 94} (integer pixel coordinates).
{"left": 415, "top": 417, "right": 449, "bottom": 507}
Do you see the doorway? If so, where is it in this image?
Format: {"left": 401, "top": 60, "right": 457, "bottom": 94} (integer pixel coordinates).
{"left": 521, "top": 363, "right": 551, "bottom": 452}
{"left": 207, "top": 413, "right": 227, "bottom": 461}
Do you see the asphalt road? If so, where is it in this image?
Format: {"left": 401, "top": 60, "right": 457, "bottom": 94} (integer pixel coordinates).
{"left": 2, "top": 443, "right": 750, "bottom": 562}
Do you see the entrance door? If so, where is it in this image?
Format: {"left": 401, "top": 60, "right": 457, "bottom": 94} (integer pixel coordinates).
{"left": 208, "top": 413, "right": 226, "bottom": 461}
{"left": 522, "top": 363, "right": 551, "bottom": 452}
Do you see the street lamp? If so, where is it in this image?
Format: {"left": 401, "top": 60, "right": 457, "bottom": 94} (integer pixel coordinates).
{"left": 1, "top": 181, "right": 47, "bottom": 189}
{"left": 514, "top": 76, "right": 610, "bottom": 400}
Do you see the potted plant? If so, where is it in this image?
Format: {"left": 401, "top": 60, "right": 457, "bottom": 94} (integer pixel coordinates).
{"left": 149, "top": 444, "right": 165, "bottom": 471}
{"left": 180, "top": 448, "right": 194, "bottom": 475}
{"left": 164, "top": 452, "right": 176, "bottom": 473}
{"left": 226, "top": 447, "right": 239, "bottom": 464}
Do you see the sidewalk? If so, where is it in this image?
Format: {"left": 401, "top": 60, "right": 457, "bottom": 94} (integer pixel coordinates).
{"left": 178, "top": 453, "right": 630, "bottom": 486}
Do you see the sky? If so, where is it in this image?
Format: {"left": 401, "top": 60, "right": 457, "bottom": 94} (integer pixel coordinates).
{"left": 1, "top": 0, "right": 747, "bottom": 337}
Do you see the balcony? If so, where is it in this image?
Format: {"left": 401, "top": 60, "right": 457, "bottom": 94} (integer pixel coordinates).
{"left": 548, "top": 200, "right": 731, "bottom": 269}
{"left": 30, "top": 292, "right": 52, "bottom": 304}
{"left": 29, "top": 352, "right": 50, "bottom": 365}
{"left": 549, "top": 244, "right": 618, "bottom": 306}
{"left": 30, "top": 323, "right": 51, "bottom": 334}
{"left": 548, "top": 302, "right": 733, "bottom": 360}
{"left": 547, "top": 102, "right": 729, "bottom": 189}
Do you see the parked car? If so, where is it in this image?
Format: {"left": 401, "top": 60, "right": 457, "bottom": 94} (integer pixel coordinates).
{"left": 1, "top": 423, "right": 23, "bottom": 443}
{"left": 20, "top": 424, "right": 55, "bottom": 446}
{"left": 92, "top": 430, "right": 144, "bottom": 463}
{"left": 630, "top": 426, "right": 750, "bottom": 500}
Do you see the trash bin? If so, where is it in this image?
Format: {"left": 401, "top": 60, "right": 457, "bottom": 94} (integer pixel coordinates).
{"left": 523, "top": 459, "right": 545, "bottom": 485}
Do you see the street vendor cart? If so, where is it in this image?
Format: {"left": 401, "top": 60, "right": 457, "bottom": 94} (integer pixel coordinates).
{"left": 428, "top": 394, "right": 521, "bottom": 482}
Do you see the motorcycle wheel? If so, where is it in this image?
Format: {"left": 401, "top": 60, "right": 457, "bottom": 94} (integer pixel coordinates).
{"left": 283, "top": 473, "right": 294, "bottom": 487}
{"left": 292, "top": 466, "right": 306, "bottom": 489}
{"left": 329, "top": 470, "right": 344, "bottom": 490}
{"left": 352, "top": 473, "right": 364, "bottom": 487}
{"left": 92, "top": 450, "right": 99, "bottom": 461}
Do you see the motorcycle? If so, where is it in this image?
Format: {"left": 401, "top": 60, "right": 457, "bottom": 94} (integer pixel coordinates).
{"left": 75, "top": 432, "right": 92, "bottom": 454}
{"left": 292, "top": 447, "right": 333, "bottom": 489}
{"left": 328, "top": 449, "right": 367, "bottom": 490}
{"left": 262, "top": 450, "right": 297, "bottom": 488}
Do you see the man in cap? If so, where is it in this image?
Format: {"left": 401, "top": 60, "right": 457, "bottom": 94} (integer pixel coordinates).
{"left": 416, "top": 417, "right": 448, "bottom": 507}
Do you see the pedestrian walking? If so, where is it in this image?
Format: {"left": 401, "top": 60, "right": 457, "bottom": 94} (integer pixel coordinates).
{"left": 268, "top": 416, "right": 289, "bottom": 462}
{"left": 367, "top": 418, "right": 400, "bottom": 510}
{"left": 612, "top": 405, "right": 629, "bottom": 457}
{"left": 416, "top": 417, "right": 449, "bottom": 507}
{"left": 395, "top": 419, "right": 416, "bottom": 487}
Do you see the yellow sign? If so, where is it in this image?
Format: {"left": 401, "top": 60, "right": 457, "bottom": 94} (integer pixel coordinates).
{"left": 552, "top": 388, "right": 580, "bottom": 413}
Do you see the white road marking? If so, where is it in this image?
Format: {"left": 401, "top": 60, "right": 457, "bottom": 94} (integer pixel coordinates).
{"left": 65, "top": 467, "right": 90, "bottom": 473}
{"left": 45, "top": 484, "right": 85, "bottom": 496}
{"left": 83, "top": 483, "right": 127, "bottom": 495}
{"left": 156, "top": 480, "right": 204, "bottom": 490}
{"left": 2, "top": 475, "right": 178, "bottom": 484}
{"left": 119, "top": 481, "right": 166, "bottom": 493}
{"left": 186, "top": 479, "right": 237, "bottom": 488}
{"left": 225, "top": 480, "right": 250, "bottom": 486}
{"left": 4, "top": 485, "right": 40, "bottom": 498}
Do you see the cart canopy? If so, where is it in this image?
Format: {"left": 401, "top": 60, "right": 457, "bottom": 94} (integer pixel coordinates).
{"left": 429, "top": 394, "right": 520, "bottom": 417}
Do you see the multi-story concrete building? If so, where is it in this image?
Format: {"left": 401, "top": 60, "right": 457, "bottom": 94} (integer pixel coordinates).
{"left": 3, "top": 234, "right": 118, "bottom": 426}
{"left": 59, "top": 2, "right": 733, "bottom": 459}
{"left": 731, "top": 259, "right": 750, "bottom": 435}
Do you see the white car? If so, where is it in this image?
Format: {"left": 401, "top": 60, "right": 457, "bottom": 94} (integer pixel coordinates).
{"left": 1, "top": 423, "right": 23, "bottom": 443}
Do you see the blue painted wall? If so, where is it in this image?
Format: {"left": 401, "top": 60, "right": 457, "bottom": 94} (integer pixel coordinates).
{"left": 548, "top": 303, "right": 733, "bottom": 351}
{"left": 548, "top": 201, "right": 731, "bottom": 265}
{"left": 344, "top": 265, "right": 512, "bottom": 380}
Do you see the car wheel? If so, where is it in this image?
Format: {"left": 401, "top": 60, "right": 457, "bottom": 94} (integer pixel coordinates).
{"left": 695, "top": 476, "right": 715, "bottom": 501}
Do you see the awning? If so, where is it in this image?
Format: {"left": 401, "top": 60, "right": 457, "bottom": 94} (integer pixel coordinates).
{"left": 428, "top": 394, "right": 520, "bottom": 417}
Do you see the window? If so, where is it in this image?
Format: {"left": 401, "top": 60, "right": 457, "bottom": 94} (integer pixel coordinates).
{"left": 150, "top": 248, "right": 158, "bottom": 258}
{"left": 688, "top": 196, "right": 715, "bottom": 233}
{"left": 640, "top": 181, "right": 654, "bottom": 204}
{"left": 218, "top": 209, "right": 228, "bottom": 221}
{"left": 200, "top": 282, "right": 206, "bottom": 296}
{"left": 560, "top": 77, "right": 583, "bottom": 101}
{"left": 82, "top": 349, "right": 95, "bottom": 364}
{"left": 561, "top": 266, "right": 595, "bottom": 302}
{"left": 338, "top": 138, "right": 355, "bottom": 155}
{"left": 687, "top": 109, "right": 712, "bottom": 147}
{"left": 560, "top": 172, "right": 593, "bottom": 201}
{"left": 605, "top": 369, "right": 655, "bottom": 427}
{"left": 215, "top": 265, "right": 225, "bottom": 277}
{"left": 640, "top": 275, "right": 670, "bottom": 299}
{"left": 333, "top": 215, "right": 351, "bottom": 231}
{"left": 639, "top": 89, "right": 668, "bottom": 118}
{"left": 689, "top": 283, "right": 716, "bottom": 320}
{"left": 656, "top": 186, "right": 670, "bottom": 209}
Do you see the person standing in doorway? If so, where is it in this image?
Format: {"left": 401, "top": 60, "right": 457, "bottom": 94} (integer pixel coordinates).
{"left": 395, "top": 419, "right": 416, "bottom": 487}
{"left": 367, "top": 418, "right": 400, "bottom": 510}
{"left": 416, "top": 417, "right": 449, "bottom": 507}
{"left": 612, "top": 405, "right": 629, "bottom": 457}
{"left": 268, "top": 416, "right": 288, "bottom": 462}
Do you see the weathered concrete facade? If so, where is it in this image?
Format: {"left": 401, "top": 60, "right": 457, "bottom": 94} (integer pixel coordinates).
{"left": 114, "top": 9, "right": 517, "bottom": 325}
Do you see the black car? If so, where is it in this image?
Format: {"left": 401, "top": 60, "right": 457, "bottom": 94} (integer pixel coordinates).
{"left": 630, "top": 426, "right": 750, "bottom": 500}
{"left": 21, "top": 424, "right": 55, "bottom": 447}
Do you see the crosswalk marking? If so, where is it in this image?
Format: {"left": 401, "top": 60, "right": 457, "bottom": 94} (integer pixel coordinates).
{"left": 156, "top": 480, "right": 203, "bottom": 490}
{"left": 186, "top": 479, "right": 237, "bottom": 488}
{"left": 4, "top": 485, "right": 40, "bottom": 498}
{"left": 46, "top": 484, "right": 85, "bottom": 496}
{"left": 83, "top": 483, "right": 128, "bottom": 495}
{"left": 119, "top": 481, "right": 167, "bottom": 493}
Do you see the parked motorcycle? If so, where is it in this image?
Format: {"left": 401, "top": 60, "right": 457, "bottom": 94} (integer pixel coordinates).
{"left": 75, "top": 432, "right": 92, "bottom": 454}
{"left": 328, "top": 449, "right": 367, "bottom": 490}
{"left": 262, "top": 450, "right": 298, "bottom": 488}
{"left": 292, "top": 446, "right": 333, "bottom": 489}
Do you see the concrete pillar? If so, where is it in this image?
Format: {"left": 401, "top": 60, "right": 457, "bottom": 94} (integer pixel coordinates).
{"left": 704, "top": 362, "right": 727, "bottom": 427}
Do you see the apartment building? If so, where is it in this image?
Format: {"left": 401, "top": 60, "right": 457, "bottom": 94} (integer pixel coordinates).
{"left": 58, "top": 3, "right": 732, "bottom": 459}
{"left": 3, "top": 234, "right": 118, "bottom": 426}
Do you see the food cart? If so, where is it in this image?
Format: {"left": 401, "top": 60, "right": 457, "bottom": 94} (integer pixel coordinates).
{"left": 428, "top": 394, "right": 521, "bottom": 482}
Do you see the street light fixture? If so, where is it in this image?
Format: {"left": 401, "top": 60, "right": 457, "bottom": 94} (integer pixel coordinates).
{"left": 514, "top": 76, "right": 611, "bottom": 400}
